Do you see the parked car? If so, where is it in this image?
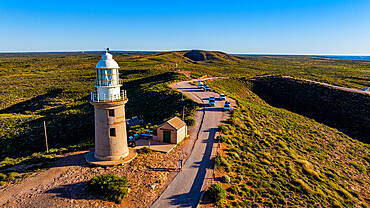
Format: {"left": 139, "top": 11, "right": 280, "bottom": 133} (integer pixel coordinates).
{"left": 219, "top": 94, "right": 226, "bottom": 100}
{"left": 203, "top": 85, "right": 211, "bottom": 91}
{"left": 128, "top": 136, "right": 136, "bottom": 147}
{"left": 198, "top": 82, "right": 204, "bottom": 88}
{"left": 140, "top": 130, "right": 153, "bottom": 139}
{"left": 209, "top": 97, "right": 215, "bottom": 106}
{"left": 223, "top": 101, "right": 231, "bottom": 111}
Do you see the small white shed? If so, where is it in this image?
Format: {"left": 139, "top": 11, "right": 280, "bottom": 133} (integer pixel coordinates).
{"left": 157, "top": 117, "right": 187, "bottom": 144}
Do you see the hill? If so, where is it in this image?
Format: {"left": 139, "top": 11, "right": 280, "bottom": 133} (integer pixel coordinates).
{"left": 248, "top": 75, "right": 370, "bottom": 143}
{"left": 205, "top": 78, "right": 370, "bottom": 207}
{"left": 183, "top": 50, "right": 238, "bottom": 62}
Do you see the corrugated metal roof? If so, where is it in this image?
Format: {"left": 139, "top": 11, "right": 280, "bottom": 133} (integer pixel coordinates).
{"left": 166, "top": 116, "right": 186, "bottom": 130}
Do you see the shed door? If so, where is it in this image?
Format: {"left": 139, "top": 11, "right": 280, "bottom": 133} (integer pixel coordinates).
{"left": 163, "top": 130, "right": 171, "bottom": 143}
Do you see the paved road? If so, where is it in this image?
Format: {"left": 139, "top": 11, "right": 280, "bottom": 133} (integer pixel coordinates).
{"left": 151, "top": 80, "right": 234, "bottom": 208}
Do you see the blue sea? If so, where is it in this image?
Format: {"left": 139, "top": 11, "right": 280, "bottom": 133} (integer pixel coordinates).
{"left": 317, "top": 55, "right": 370, "bottom": 61}
{"left": 237, "top": 54, "right": 370, "bottom": 61}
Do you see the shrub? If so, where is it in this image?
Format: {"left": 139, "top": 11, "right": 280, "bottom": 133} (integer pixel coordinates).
{"left": 7, "top": 172, "right": 18, "bottom": 181}
{"left": 221, "top": 175, "right": 231, "bottom": 183}
{"left": 325, "top": 171, "right": 337, "bottom": 179}
{"left": 208, "top": 182, "right": 226, "bottom": 203}
{"left": 88, "top": 173, "right": 130, "bottom": 203}
{"left": 350, "top": 162, "right": 366, "bottom": 173}
{"left": 0, "top": 173, "right": 6, "bottom": 181}
{"left": 215, "top": 155, "right": 231, "bottom": 171}
{"left": 30, "top": 153, "right": 55, "bottom": 163}
{"left": 184, "top": 116, "right": 195, "bottom": 126}
{"left": 218, "top": 135, "right": 227, "bottom": 143}
{"left": 137, "top": 147, "right": 153, "bottom": 154}
{"left": 295, "top": 179, "right": 314, "bottom": 195}
{"left": 227, "top": 194, "right": 237, "bottom": 200}
{"left": 229, "top": 185, "right": 241, "bottom": 195}
{"left": 219, "top": 125, "right": 229, "bottom": 134}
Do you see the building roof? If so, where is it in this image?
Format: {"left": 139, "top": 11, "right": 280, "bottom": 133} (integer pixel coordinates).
{"left": 95, "top": 52, "right": 120, "bottom": 69}
{"left": 165, "top": 116, "right": 186, "bottom": 130}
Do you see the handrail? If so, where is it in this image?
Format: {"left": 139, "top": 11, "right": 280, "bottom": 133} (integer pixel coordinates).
{"left": 91, "top": 90, "right": 127, "bottom": 102}
{"left": 94, "top": 78, "right": 124, "bottom": 86}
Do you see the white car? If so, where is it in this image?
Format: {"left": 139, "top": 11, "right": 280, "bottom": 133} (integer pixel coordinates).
{"left": 219, "top": 94, "right": 226, "bottom": 100}
{"left": 203, "top": 85, "right": 211, "bottom": 91}
{"left": 198, "top": 82, "right": 204, "bottom": 88}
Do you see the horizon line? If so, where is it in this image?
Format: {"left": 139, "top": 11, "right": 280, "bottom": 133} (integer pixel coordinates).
{"left": 0, "top": 49, "right": 369, "bottom": 56}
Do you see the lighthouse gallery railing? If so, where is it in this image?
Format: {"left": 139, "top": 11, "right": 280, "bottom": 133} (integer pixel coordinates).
{"left": 91, "top": 90, "right": 127, "bottom": 102}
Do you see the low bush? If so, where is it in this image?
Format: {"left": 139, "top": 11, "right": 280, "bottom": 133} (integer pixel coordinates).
{"left": 88, "top": 173, "right": 130, "bottom": 203}
{"left": 350, "top": 162, "right": 366, "bottom": 173}
{"left": 0, "top": 173, "right": 6, "bottom": 180}
{"left": 215, "top": 155, "right": 231, "bottom": 171}
{"left": 208, "top": 182, "right": 226, "bottom": 203}
{"left": 184, "top": 116, "right": 195, "bottom": 126}
{"left": 221, "top": 175, "right": 231, "bottom": 183}
{"left": 137, "top": 147, "right": 153, "bottom": 154}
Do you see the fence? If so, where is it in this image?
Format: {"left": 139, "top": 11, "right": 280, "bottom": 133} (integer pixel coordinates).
{"left": 91, "top": 90, "right": 127, "bottom": 102}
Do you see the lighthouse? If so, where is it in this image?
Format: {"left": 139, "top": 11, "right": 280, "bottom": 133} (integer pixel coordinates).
{"left": 88, "top": 49, "right": 130, "bottom": 163}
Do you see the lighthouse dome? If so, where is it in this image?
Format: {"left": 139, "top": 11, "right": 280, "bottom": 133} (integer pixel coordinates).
{"left": 95, "top": 52, "right": 120, "bottom": 69}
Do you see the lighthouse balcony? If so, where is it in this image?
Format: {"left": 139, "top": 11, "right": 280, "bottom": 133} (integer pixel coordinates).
{"left": 91, "top": 90, "right": 127, "bottom": 102}
{"left": 94, "top": 78, "right": 124, "bottom": 87}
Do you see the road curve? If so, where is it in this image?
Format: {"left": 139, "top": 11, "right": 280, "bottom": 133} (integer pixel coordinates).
{"left": 150, "top": 79, "right": 234, "bottom": 208}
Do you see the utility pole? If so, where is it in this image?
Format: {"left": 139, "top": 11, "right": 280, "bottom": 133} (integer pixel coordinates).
{"left": 181, "top": 87, "right": 184, "bottom": 101}
{"left": 43, "top": 121, "right": 49, "bottom": 153}
{"left": 182, "top": 106, "right": 185, "bottom": 121}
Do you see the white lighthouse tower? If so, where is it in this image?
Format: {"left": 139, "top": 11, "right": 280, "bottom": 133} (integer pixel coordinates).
{"left": 87, "top": 49, "right": 130, "bottom": 165}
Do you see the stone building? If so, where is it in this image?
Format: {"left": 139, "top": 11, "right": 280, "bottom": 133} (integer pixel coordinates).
{"left": 157, "top": 117, "right": 187, "bottom": 144}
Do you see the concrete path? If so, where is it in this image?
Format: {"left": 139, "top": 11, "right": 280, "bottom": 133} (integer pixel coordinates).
{"left": 150, "top": 79, "right": 235, "bottom": 208}
{"left": 134, "top": 139, "right": 177, "bottom": 153}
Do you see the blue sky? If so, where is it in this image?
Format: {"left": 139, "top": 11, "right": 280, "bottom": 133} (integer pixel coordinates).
{"left": 0, "top": 0, "right": 369, "bottom": 54}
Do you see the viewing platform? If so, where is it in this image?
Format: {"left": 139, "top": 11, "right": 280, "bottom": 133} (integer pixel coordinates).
{"left": 94, "top": 78, "right": 124, "bottom": 86}
{"left": 90, "top": 90, "right": 127, "bottom": 102}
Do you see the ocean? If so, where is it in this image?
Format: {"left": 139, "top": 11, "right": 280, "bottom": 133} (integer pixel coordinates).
{"left": 236, "top": 54, "right": 370, "bottom": 61}
{"left": 318, "top": 55, "right": 370, "bottom": 61}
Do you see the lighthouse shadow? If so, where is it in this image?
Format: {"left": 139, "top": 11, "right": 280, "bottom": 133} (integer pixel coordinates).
{"left": 45, "top": 181, "right": 103, "bottom": 201}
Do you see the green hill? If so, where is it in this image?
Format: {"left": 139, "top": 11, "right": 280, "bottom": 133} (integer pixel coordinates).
{"left": 248, "top": 75, "right": 370, "bottom": 143}
{"left": 205, "top": 78, "right": 369, "bottom": 207}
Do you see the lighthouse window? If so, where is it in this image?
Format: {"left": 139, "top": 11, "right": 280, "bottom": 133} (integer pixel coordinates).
{"left": 110, "top": 128, "right": 116, "bottom": 137}
{"left": 108, "top": 109, "right": 115, "bottom": 117}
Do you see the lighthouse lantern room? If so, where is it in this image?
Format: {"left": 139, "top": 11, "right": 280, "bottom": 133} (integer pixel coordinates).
{"left": 89, "top": 49, "right": 130, "bottom": 162}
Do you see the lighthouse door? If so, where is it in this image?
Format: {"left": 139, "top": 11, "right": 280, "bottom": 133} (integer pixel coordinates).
{"left": 163, "top": 130, "right": 171, "bottom": 143}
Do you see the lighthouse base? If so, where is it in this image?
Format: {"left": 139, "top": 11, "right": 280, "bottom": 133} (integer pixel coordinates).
{"left": 85, "top": 149, "right": 137, "bottom": 167}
